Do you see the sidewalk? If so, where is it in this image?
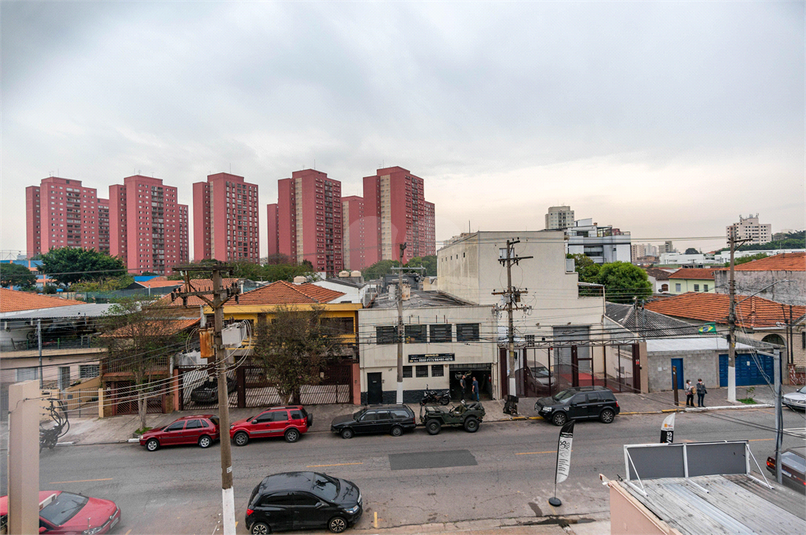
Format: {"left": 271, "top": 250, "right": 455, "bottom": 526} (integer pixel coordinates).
{"left": 56, "top": 385, "right": 792, "bottom": 446}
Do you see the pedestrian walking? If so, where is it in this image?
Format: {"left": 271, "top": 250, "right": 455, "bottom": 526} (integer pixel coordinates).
{"left": 472, "top": 376, "right": 480, "bottom": 402}
{"left": 459, "top": 374, "right": 467, "bottom": 401}
{"left": 684, "top": 380, "right": 694, "bottom": 407}
{"left": 696, "top": 378, "right": 707, "bottom": 407}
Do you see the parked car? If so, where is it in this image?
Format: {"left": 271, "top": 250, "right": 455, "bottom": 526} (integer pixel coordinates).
{"left": 766, "top": 446, "right": 806, "bottom": 493}
{"left": 245, "top": 471, "right": 362, "bottom": 534}
{"left": 783, "top": 385, "right": 806, "bottom": 411}
{"left": 330, "top": 405, "right": 416, "bottom": 439}
{"left": 190, "top": 376, "right": 237, "bottom": 404}
{"left": 534, "top": 385, "right": 620, "bottom": 426}
{"left": 139, "top": 414, "right": 220, "bottom": 451}
{"left": 0, "top": 490, "right": 121, "bottom": 534}
{"left": 420, "top": 401, "right": 485, "bottom": 434}
{"left": 230, "top": 405, "right": 312, "bottom": 445}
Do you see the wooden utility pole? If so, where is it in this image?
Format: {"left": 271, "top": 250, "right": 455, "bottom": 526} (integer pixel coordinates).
{"left": 493, "top": 239, "right": 532, "bottom": 400}
{"left": 173, "top": 262, "right": 240, "bottom": 535}
{"left": 396, "top": 243, "right": 406, "bottom": 404}
{"left": 727, "top": 229, "right": 750, "bottom": 402}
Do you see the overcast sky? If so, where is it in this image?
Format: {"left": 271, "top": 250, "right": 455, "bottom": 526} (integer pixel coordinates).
{"left": 2, "top": 1, "right": 803, "bottom": 260}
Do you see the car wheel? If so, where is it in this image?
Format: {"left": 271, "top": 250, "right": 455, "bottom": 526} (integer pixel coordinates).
{"left": 390, "top": 425, "right": 403, "bottom": 437}
{"left": 250, "top": 521, "right": 271, "bottom": 535}
{"left": 234, "top": 431, "right": 249, "bottom": 446}
{"left": 464, "top": 417, "right": 479, "bottom": 433}
{"left": 552, "top": 412, "right": 567, "bottom": 426}
{"left": 328, "top": 516, "right": 348, "bottom": 533}
{"left": 440, "top": 396, "right": 450, "bottom": 405}
{"left": 198, "top": 435, "right": 212, "bottom": 448}
{"left": 146, "top": 438, "right": 159, "bottom": 452}
{"left": 600, "top": 409, "right": 615, "bottom": 423}
{"left": 426, "top": 420, "right": 441, "bottom": 435}
{"left": 284, "top": 428, "right": 300, "bottom": 443}
{"left": 340, "top": 428, "right": 354, "bottom": 439}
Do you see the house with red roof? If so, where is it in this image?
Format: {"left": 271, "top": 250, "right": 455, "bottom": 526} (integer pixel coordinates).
{"left": 645, "top": 292, "right": 805, "bottom": 382}
{"left": 714, "top": 252, "right": 805, "bottom": 307}
{"left": 667, "top": 268, "right": 720, "bottom": 295}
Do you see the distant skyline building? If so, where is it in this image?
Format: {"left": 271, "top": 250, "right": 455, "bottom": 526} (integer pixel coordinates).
{"left": 631, "top": 243, "right": 658, "bottom": 262}
{"left": 727, "top": 214, "right": 771, "bottom": 245}
{"left": 342, "top": 195, "right": 367, "bottom": 271}
{"left": 192, "top": 172, "right": 259, "bottom": 263}
{"left": 25, "top": 177, "right": 104, "bottom": 258}
{"left": 566, "top": 218, "right": 632, "bottom": 264}
{"left": 545, "top": 205, "right": 575, "bottom": 230}
{"left": 109, "top": 175, "right": 188, "bottom": 275}
{"left": 361, "top": 166, "right": 436, "bottom": 267}
{"left": 269, "top": 169, "right": 343, "bottom": 275}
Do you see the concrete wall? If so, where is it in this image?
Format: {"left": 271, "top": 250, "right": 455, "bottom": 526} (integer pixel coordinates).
{"left": 714, "top": 270, "right": 806, "bottom": 306}
{"left": 647, "top": 350, "right": 719, "bottom": 393}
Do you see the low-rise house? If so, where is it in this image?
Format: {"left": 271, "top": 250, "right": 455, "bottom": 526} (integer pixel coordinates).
{"left": 644, "top": 267, "right": 676, "bottom": 294}
{"left": 668, "top": 268, "right": 719, "bottom": 294}
{"left": 714, "top": 251, "right": 805, "bottom": 306}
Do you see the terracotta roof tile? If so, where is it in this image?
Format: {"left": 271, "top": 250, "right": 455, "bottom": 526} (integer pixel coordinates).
{"left": 152, "top": 278, "right": 240, "bottom": 308}
{"left": 668, "top": 268, "right": 720, "bottom": 280}
{"left": 238, "top": 281, "right": 345, "bottom": 305}
{"left": 644, "top": 292, "right": 805, "bottom": 328}
{"left": 136, "top": 277, "right": 183, "bottom": 289}
{"left": 644, "top": 268, "right": 676, "bottom": 281}
{"left": 0, "top": 288, "right": 85, "bottom": 313}
{"left": 734, "top": 252, "right": 805, "bottom": 272}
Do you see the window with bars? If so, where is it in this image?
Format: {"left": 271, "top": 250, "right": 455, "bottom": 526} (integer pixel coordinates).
{"left": 416, "top": 365, "right": 429, "bottom": 377}
{"left": 403, "top": 366, "right": 412, "bottom": 378}
{"left": 456, "top": 323, "right": 480, "bottom": 342}
{"left": 405, "top": 324, "right": 427, "bottom": 343}
{"left": 431, "top": 365, "right": 444, "bottom": 377}
{"left": 376, "top": 326, "right": 398, "bottom": 344}
{"left": 429, "top": 324, "right": 452, "bottom": 343}
{"left": 79, "top": 364, "right": 100, "bottom": 379}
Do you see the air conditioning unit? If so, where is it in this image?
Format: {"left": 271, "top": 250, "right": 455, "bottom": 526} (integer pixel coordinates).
{"left": 222, "top": 322, "right": 247, "bottom": 348}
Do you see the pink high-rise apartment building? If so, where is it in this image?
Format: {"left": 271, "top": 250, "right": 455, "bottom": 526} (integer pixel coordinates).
{"left": 25, "top": 177, "right": 104, "bottom": 258}
{"left": 268, "top": 169, "right": 343, "bottom": 275}
{"left": 362, "top": 166, "right": 436, "bottom": 267}
{"left": 341, "top": 195, "right": 368, "bottom": 271}
{"left": 109, "top": 175, "right": 188, "bottom": 275}
{"left": 192, "top": 173, "right": 259, "bottom": 262}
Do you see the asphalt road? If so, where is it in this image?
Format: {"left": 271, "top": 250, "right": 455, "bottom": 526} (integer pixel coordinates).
{"left": 38, "top": 406, "right": 806, "bottom": 535}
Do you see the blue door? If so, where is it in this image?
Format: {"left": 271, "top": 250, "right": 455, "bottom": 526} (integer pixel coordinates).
{"left": 719, "top": 354, "right": 774, "bottom": 386}
{"left": 671, "top": 358, "right": 684, "bottom": 390}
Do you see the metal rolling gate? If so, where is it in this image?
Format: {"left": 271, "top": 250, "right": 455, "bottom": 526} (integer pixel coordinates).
{"left": 177, "top": 361, "right": 354, "bottom": 410}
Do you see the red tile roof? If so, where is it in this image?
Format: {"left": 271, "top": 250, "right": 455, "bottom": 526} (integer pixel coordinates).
{"left": 238, "top": 281, "right": 345, "bottom": 305}
{"left": 135, "top": 277, "right": 183, "bottom": 289}
{"left": 668, "top": 268, "right": 719, "bottom": 280}
{"left": 0, "top": 288, "right": 84, "bottom": 313}
{"left": 734, "top": 252, "right": 805, "bottom": 272}
{"left": 153, "top": 278, "right": 241, "bottom": 308}
{"left": 645, "top": 292, "right": 805, "bottom": 328}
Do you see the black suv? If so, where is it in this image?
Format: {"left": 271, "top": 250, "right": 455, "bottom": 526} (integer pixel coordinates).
{"left": 534, "top": 386, "right": 620, "bottom": 426}
{"left": 245, "top": 471, "right": 362, "bottom": 534}
{"left": 330, "top": 405, "right": 417, "bottom": 439}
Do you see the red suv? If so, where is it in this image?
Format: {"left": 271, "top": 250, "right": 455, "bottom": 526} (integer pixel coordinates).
{"left": 139, "top": 414, "right": 220, "bottom": 452}
{"left": 230, "top": 405, "right": 312, "bottom": 445}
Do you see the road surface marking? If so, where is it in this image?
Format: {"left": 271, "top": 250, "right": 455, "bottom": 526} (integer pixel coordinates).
{"left": 48, "top": 478, "right": 113, "bottom": 484}
{"left": 749, "top": 438, "right": 774, "bottom": 442}
{"left": 124, "top": 530, "right": 131, "bottom": 535}
{"left": 374, "top": 512, "right": 378, "bottom": 528}
{"left": 306, "top": 462, "right": 364, "bottom": 468}
{"left": 516, "top": 450, "right": 556, "bottom": 455}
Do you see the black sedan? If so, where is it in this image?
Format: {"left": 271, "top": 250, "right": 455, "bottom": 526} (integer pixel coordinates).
{"left": 190, "top": 376, "right": 236, "bottom": 404}
{"left": 245, "top": 472, "right": 362, "bottom": 534}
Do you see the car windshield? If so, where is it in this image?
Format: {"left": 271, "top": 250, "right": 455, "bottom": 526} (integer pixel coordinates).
{"left": 797, "top": 386, "right": 806, "bottom": 394}
{"left": 39, "top": 492, "right": 89, "bottom": 526}
{"left": 532, "top": 367, "right": 550, "bottom": 377}
{"left": 352, "top": 409, "right": 366, "bottom": 420}
{"left": 552, "top": 390, "right": 576, "bottom": 402}
{"left": 311, "top": 473, "right": 340, "bottom": 501}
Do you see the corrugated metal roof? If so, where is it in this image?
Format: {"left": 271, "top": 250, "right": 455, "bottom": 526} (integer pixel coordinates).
{"left": 620, "top": 475, "right": 806, "bottom": 535}
{"left": 0, "top": 303, "right": 114, "bottom": 319}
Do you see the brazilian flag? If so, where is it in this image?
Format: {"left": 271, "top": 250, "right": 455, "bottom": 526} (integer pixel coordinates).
{"left": 698, "top": 323, "right": 716, "bottom": 334}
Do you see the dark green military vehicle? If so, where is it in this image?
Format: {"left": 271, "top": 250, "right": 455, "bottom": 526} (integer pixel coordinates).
{"left": 420, "top": 401, "right": 485, "bottom": 435}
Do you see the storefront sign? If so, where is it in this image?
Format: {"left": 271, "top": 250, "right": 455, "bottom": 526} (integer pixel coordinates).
{"left": 408, "top": 353, "right": 455, "bottom": 363}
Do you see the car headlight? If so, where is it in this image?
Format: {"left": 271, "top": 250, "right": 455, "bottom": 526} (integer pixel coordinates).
{"left": 82, "top": 528, "right": 102, "bottom": 535}
{"left": 344, "top": 504, "right": 360, "bottom": 515}
{"left": 541, "top": 407, "right": 551, "bottom": 413}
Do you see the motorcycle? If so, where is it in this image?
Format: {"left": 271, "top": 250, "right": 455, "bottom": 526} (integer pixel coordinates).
{"left": 420, "top": 385, "right": 451, "bottom": 405}
{"left": 40, "top": 398, "right": 69, "bottom": 451}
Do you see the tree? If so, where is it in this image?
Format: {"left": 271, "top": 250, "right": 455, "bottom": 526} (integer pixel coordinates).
{"left": 406, "top": 256, "right": 437, "bottom": 277}
{"left": 733, "top": 252, "right": 770, "bottom": 266}
{"left": 0, "top": 263, "right": 37, "bottom": 289}
{"left": 101, "top": 298, "right": 187, "bottom": 431}
{"left": 71, "top": 274, "right": 134, "bottom": 292}
{"left": 567, "top": 254, "right": 600, "bottom": 283}
{"left": 595, "top": 261, "right": 652, "bottom": 304}
{"left": 685, "top": 248, "right": 699, "bottom": 254}
{"left": 362, "top": 259, "right": 400, "bottom": 280}
{"left": 40, "top": 248, "right": 126, "bottom": 285}
{"left": 253, "top": 306, "right": 339, "bottom": 405}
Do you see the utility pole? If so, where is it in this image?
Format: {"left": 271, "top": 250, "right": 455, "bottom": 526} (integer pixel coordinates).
{"left": 38, "top": 318, "right": 43, "bottom": 388}
{"left": 395, "top": 243, "right": 406, "bottom": 404}
{"left": 173, "top": 262, "right": 240, "bottom": 535}
{"left": 727, "top": 229, "right": 750, "bottom": 402}
{"left": 774, "top": 349, "right": 783, "bottom": 484}
{"left": 493, "top": 239, "right": 532, "bottom": 400}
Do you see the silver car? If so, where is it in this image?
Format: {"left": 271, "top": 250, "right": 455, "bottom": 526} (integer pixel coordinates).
{"left": 783, "top": 386, "right": 806, "bottom": 411}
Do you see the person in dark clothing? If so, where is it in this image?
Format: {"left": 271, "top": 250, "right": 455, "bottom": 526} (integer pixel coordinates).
{"left": 472, "top": 376, "right": 480, "bottom": 401}
{"left": 684, "top": 380, "right": 694, "bottom": 407}
{"left": 459, "top": 374, "right": 467, "bottom": 400}
{"left": 696, "top": 378, "right": 707, "bottom": 407}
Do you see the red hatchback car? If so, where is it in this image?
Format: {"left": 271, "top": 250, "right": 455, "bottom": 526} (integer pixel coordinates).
{"left": 230, "top": 405, "right": 312, "bottom": 445}
{"left": 0, "top": 490, "right": 121, "bottom": 534}
{"left": 139, "top": 414, "right": 220, "bottom": 452}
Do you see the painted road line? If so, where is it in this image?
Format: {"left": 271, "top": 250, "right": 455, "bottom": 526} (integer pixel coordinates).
{"left": 306, "top": 462, "right": 364, "bottom": 468}
{"left": 785, "top": 428, "right": 806, "bottom": 437}
{"left": 749, "top": 438, "right": 775, "bottom": 442}
{"left": 515, "top": 450, "right": 556, "bottom": 455}
{"left": 48, "top": 478, "right": 113, "bottom": 484}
